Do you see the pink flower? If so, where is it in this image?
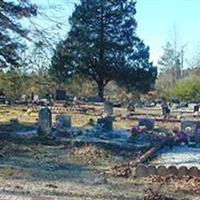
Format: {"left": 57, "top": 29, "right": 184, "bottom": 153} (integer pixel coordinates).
{"left": 131, "top": 126, "right": 143, "bottom": 135}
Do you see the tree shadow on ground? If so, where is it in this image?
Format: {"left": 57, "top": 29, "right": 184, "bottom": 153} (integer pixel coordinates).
{"left": 0, "top": 121, "right": 37, "bottom": 140}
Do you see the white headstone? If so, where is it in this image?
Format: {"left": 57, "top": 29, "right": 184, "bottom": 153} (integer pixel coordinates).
{"left": 34, "top": 95, "right": 39, "bottom": 102}
{"left": 21, "top": 94, "right": 26, "bottom": 101}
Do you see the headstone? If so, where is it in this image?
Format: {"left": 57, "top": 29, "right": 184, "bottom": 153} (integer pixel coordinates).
{"left": 33, "top": 95, "right": 39, "bottom": 102}
{"left": 180, "top": 102, "right": 188, "bottom": 108}
{"left": 138, "top": 118, "right": 155, "bottom": 130}
{"left": 145, "top": 101, "right": 156, "bottom": 107}
{"left": 55, "top": 115, "right": 71, "bottom": 137}
{"left": 135, "top": 102, "right": 144, "bottom": 108}
{"left": 127, "top": 102, "right": 135, "bottom": 112}
{"left": 104, "top": 101, "right": 113, "bottom": 116}
{"left": 56, "top": 90, "right": 66, "bottom": 101}
{"left": 181, "top": 120, "right": 200, "bottom": 135}
{"left": 196, "top": 126, "right": 200, "bottom": 141}
{"left": 38, "top": 107, "right": 52, "bottom": 136}
{"left": 10, "top": 118, "right": 19, "bottom": 125}
{"left": 188, "top": 103, "right": 196, "bottom": 110}
{"left": 172, "top": 97, "right": 180, "bottom": 104}
{"left": 97, "top": 116, "right": 113, "bottom": 131}
{"left": 21, "top": 94, "right": 26, "bottom": 102}
{"left": 193, "top": 105, "right": 199, "bottom": 118}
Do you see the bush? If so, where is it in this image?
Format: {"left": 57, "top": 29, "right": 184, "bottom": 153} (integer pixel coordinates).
{"left": 170, "top": 75, "right": 200, "bottom": 102}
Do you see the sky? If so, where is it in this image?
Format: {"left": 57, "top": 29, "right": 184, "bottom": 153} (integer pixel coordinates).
{"left": 29, "top": 0, "right": 200, "bottom": 67}
{"left": 135, "top": 0, "right": 200, "bottom": 66}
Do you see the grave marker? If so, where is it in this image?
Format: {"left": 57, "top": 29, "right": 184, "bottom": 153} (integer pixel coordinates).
{"left": 38, "top": 107, "right": 52, "bottom": 136}
{"left": 181, "top": 120, "right": 200, "bottom": 141}
{"left": 97, "top": 116, "right": 113, "bottom": 131}
{"left": 56, "top": 90, "right": 66, "bottom": 101}
{"left": 138, "top": 118, "right": 155, "bottom": 130}
{"left": 104, "top": 101, "right": 113, "bottom": 116}
{"left": 55, "top": 115, "right": 72, "bottom": 137}
{"left": 33, "top": 95, "right": 39, "bottom": 102}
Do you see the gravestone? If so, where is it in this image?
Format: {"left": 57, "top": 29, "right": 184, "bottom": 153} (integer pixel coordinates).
{"left": 181, "top": 120, "right": 200, "bottom": 134}
{"left": 56, "top": 90, "right": 66, "bottom": 101}
{"left": 97, "top": 116, "right": 113, "bottom": 131}
{"left": 38, "top": 107, "right": 52, "bottom": 136}
{"left": 21, "top": 94, "right": 27, "bottom": 102}
{"left": 55, "top": 115, "right": 71, "bottom": 137}
{"left": 193, "top": 105, "right": 199, "bottom": 112}
{"left": 181, "top": 120, "right": 200, "bottom": 142}
{"left": 10, "top": 118, "right": 19, "bottom": 125}
{"left": 196, "top": 126, "right": 200, "bottom": 141}
{"left": 33, "top": 95, "right": 39, "bottom": 102}
{"left": 188, "top": 103, "right": 196, "bottom": 110}
{"left": 138, "top": 118, "right": 155, "bottom": 130}
{"left": 127, "top": 102, "right": 135, "bottom": 112}
{"left": 104, "top": 101, "right": 113, "bottom": 116}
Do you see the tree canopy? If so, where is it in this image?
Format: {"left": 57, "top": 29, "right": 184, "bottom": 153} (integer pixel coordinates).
{"left": 50, "top": 0, "right": 157, "bottom": 98}
{"left": 0, "top": 0, "right": 37, "bottom": 68}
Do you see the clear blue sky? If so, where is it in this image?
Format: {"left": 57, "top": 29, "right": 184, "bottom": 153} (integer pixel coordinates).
{"left": 135, "top": 0, "right": 200, "bottom": 65}
{"left": 30, "top": 0, "right": 200, "bottom": 67}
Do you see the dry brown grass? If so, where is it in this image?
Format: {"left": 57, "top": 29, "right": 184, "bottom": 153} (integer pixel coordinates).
{"left": 0, "top": 105, "right": 199, "bottom": 199}
{"left": 0, "top": 105, "right": 184, "bottom": 130}
{"left": 0, "top": 142, "right": 199, "bottom": 200}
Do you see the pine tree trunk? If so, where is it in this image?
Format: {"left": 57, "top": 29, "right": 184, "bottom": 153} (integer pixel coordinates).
{"left": 97, "top": 82, "right": 104, "bottom": 100}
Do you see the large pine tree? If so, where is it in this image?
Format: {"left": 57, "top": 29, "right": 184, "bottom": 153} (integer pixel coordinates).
{"left": 0, "top": 0, "right": 37, "bottom": 68}
{"left": 50, "top": 0, "right": 157, "bottom": 98}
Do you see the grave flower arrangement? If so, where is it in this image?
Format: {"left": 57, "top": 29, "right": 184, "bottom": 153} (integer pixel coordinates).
{"left": 173, "top": 130, "right": 189, "bottom": 144}
{"left": 131, "top": 125, "right": 146, "bottom": 137}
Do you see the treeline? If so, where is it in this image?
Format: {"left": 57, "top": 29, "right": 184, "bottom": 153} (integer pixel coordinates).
{"left": 0, "top": 68, "right": 139, "bottom": 102}
{"left": 0, "top": 69, "right": 95, "bottom": 100}
{"left": 155, "top": 41, "right": 200, "bottom": 102}
{"left": 156, "top": 71, "right": 200, "bottom": 102}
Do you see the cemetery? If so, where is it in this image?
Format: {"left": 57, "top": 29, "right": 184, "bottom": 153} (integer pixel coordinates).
{"left": 1, "top": 0, "right": 200, "bottom": 199}
{"left": 0, "top": 99, "right": 200, "bottom": 199}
